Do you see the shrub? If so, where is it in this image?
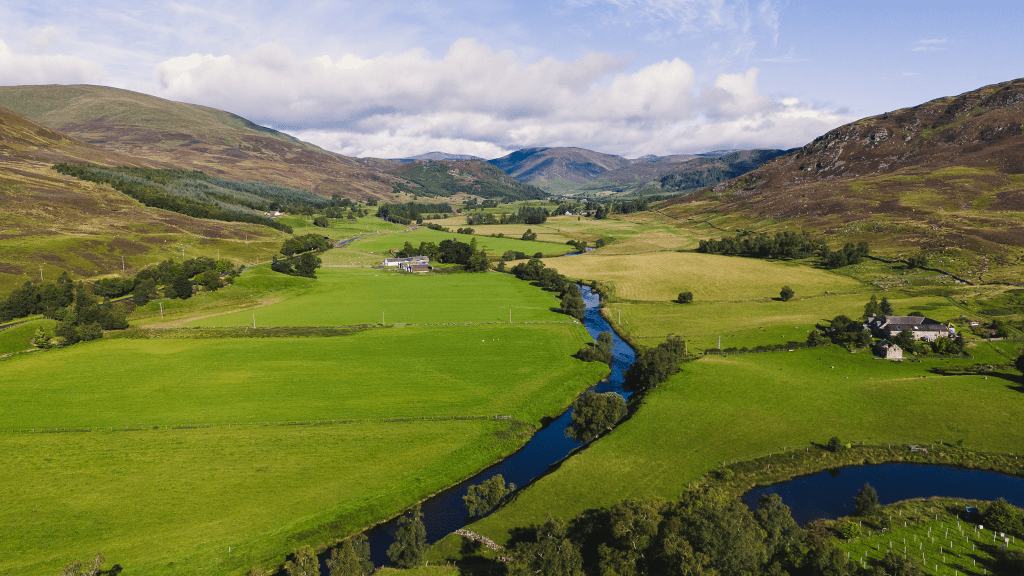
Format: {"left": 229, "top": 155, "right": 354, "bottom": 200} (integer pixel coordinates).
{"left": 779, "top": 286, "right": 795, "bottom": 301}
{"left": 826, "top": 436, "right": 843, "bottom": 452}
{"left": 677, "top": 291, "right": 694, "bottom": 304}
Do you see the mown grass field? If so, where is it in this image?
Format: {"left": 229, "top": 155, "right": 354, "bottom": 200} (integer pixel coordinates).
{"left": 456, "top": 343, "right": 1024, "bottom": 548}
{"left": 0, "top": 321, "right": 607, "bottom": 576}
{"left": 179, "top": 268, "right": 568, "bottom": 328}
{"left": 543, "top": 252, "right": 864, "bottom": 302}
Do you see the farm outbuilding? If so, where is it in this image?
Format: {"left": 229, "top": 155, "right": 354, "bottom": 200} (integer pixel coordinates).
{"left": 874, "top": 339, "right": 903, "bottom": 360}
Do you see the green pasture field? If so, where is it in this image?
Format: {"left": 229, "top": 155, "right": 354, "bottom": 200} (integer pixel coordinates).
{"left": 343, "top": 227, "right": 572, "bottom": 257}
{"left": 453, "top": 344, "right": 1024, "bottom": 551}
{"left": 542, "top": 251, "right": 864, "bottom": 302}
{"left": 607, "top": 293, "right": 970, "bottom": 351}
{"left": 0, "top": 318, "right": 54, "bottom": 355}
{"left": 276, "top": 215, "right": 408, "bottom": 238}
{"left": 129, "top": 265, "right": 570, "bottom": 327}
{"left": 0, "top": 324, "right": 606, "bottom": 430}
{"left": 2, "top": 420, "right": 517, "bottom": 576}
{"left": 836, "top": 498, "right": 1009, "bottom": 575}
{"left": 0, "top": 322, "right": 608, "bottom": 576}
{"left": 183, "top": 268, "right": 569, "bottom": 328}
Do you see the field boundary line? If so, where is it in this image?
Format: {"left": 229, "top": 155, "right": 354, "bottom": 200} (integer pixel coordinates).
{"left": 1, "top": 414, "right": 524, "bottom": 435}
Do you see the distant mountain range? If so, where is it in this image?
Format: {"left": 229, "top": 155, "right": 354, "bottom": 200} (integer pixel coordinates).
{"left": 486, "top": 146, "right": 788, "bottom": 195}
{"left": 391, "top": 152, "right": 484, "bottom": 162}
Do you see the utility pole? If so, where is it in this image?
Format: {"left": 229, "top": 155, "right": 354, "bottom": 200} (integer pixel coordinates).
{"left": 40, "top": 266, "right": 43, "bottom": 281}
{"left": 618, "top": 309, "right": 621, "bottom": 325}
{"left": 509, "top": 307, "right": 512, "bottom": 324}
{"left": 718, "top": 335, "right": 721, "bottom": 350}
{"left": 121, "top": 256, "right": 125, "bottom": 272}
{"left": 182, "top": 248, "right": 185, "bottom": 261}
{"left": 252, "top": 313, "right": 255, "bottom": 328}
{"left": 159, "top": 302, "right": 163, "bottom": 320}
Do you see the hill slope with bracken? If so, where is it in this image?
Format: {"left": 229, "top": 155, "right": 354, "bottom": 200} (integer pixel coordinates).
{"left": 0, "top": 105, "right": 283, "bottom": 292}
{"left": 0, "top": 85, "right": 397, "bottom": 200}
{"left": 664, "top": 77, "right": 1024, "bottom": 283}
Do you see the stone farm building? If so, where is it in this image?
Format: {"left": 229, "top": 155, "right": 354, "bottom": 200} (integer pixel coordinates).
{"left": 865, "top": 315, "right": 952, "bottom": 342}
{"left": 874, "top": 339, "right": 903, "bottom": 360}
{"left": 382, "top": 255, "right": 432, "bottom": 273}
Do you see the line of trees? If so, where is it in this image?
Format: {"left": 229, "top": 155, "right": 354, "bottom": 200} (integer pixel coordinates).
{"left": 271, "top": 234, "right": 331, "bottom": 278}
{"left": 395, "top": 237, "right": 490, "bottom": 271}
{"left": 52, "top": 164, "right": 301, "bottom": 232}
{"left": 697, "top": 231, "right": 827, "bottom": 260}
{"left": 376, "top": 202, "right": 453, "bottom": 224}
{"left": 623, "top": 335, "right": 686, "bottom": 395}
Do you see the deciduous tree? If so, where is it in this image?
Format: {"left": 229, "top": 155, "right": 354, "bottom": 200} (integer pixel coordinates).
{"left": 779, "top": 286, "right": 794, "bottom": 301}
{"left": 284, "top": 545, "right": 319, "bottom": 576}
{"left": 464, "top": 474, "right": 516, "bottom": 517}
{"left": 326, "top": 535, "right": 374, "bottom": 576}
{"left": 387, "top": 504, "right": 427, "bottom": 568}
{"left": 854, "top": 483, "right": 879, "bottom": 516}
{"left": 565, "top": 391, "right": 627, "bottom": 443}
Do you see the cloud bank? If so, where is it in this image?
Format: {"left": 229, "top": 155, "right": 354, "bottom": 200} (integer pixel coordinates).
{"left": 152, "top": 38, "right": 849, "bottom": 159}
{"left": 0, "top": 39, "right": 106, "bottom": 85}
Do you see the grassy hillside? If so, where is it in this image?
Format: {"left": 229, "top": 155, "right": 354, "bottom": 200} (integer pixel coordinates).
{"left": 662, "top": 77, "right": 1024, "bottom": 283}
{"left": 0, "top": 85, "right": 396, "bottom": 199}
{"left": 0, "top": 105, "right": 284, "bottom": 293}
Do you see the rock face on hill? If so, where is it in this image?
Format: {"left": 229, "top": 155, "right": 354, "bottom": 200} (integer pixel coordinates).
{"left": 0, "top": 85, "right": 396, "bottom": 200}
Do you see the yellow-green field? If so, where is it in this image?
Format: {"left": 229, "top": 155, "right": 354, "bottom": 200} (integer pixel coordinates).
{"left": 543, "top": 252, "right": 863, "bottom": 302}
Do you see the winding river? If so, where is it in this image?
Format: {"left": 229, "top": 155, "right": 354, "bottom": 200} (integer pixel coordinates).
{"left": 348, "top": 286, "right": 635, "bottom": 567}
{"left": 743, "top": 463, "right": 1024, "bottom": 526}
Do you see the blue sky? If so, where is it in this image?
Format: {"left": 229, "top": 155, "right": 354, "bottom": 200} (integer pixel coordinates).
{"left": 1, "top": 0, "right": 1021, "bottom": 158}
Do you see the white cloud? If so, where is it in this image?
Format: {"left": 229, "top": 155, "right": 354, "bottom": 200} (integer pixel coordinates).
{"left": 149, "top": 38, "right": 850, "bottom": 158}
{"left": 26, "top": 26, "right": 60, "bottom": 52}
{"left": 0, "top": 39, "right": 106, "bottom": 85}
{"left": 912, "top": 39, "right": 947, "bottom": 52}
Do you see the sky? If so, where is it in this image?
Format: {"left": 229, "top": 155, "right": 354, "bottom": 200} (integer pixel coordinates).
{"left": 1, "top": 0, "right": 1022, "bottom": 159}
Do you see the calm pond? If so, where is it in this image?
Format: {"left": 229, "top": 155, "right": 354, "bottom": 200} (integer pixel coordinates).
{"left": 348, "top": 286, "right": 634, "bottom": 567}
{"left": 742, "top": 463, "right": 1024, "bottom": 525}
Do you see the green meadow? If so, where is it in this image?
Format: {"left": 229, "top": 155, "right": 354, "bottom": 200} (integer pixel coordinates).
{"left": 454, "top": 343, "right": 1024, "bottom": 549}
{"left": 608, "top": 293, "right": 969, "bottom": 351}
{"left": 0, "top": 247, "right": 609, "bottom": 576}
{"left": 0, "top": 324, "right": 605, "bottom": 430}
{"left": 544, "top": 252, "right": 863, "bottom": 302}
{"left": 0, "top": 322, "right": 607, "bottom": 576}
{"left": 344, "top": 227, "right": 573, "bottom": 257}
{"left": 180, "top": 268, "right": 568, "bottom": 328}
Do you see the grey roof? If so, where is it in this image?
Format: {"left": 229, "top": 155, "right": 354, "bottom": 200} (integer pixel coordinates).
{"left": 882, "top": 315, "right": 944, "bottom": 330}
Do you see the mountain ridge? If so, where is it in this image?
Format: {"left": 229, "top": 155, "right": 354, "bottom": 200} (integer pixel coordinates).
{"left": 0, "top": 84, "right": 397, "bottom": 200}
